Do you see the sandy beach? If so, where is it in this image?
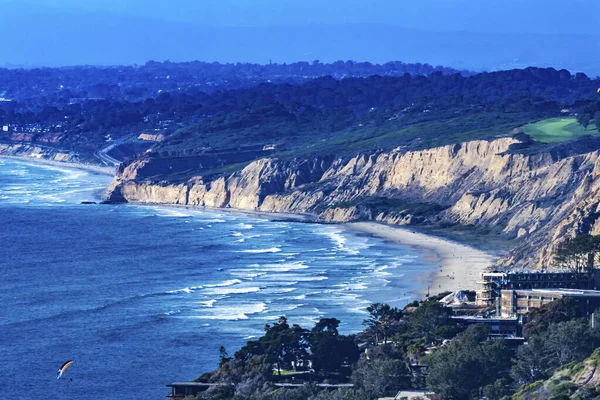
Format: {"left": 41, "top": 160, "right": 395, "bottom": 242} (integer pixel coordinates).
{"left": 3, "top": 154, "right": 495, "bottom": 298}
{"left": 0, "top": 155, "right": 116, "bottom": 176}
{"left": 346, "top": 222, "right": 496, "bottom": 297}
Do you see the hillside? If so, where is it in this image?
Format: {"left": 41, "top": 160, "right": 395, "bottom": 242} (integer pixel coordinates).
{"left": 96, "top": 67, "right": 600, "bottom": 270}
{"left": 3, "top": 64, "right": 600, "bottom": 269}
{"left": 512, "top": 349, "right": 600, "bottom": 400}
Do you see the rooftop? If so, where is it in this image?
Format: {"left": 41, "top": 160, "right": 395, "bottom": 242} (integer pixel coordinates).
{"left": 166, "top": 382, "right": 222, "bottom": 388}
{"left": 528, "top": 288, "right": 600, "bottom": 297}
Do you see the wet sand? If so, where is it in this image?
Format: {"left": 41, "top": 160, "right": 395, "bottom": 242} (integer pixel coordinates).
{"left": 345, "top": 222, "right": 496, "bottom": 297}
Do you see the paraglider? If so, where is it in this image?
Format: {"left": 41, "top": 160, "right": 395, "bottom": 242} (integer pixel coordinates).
{"left": 596, "top": 88, "right": 600, "bottom": 93}
{"left": 57, "top": 360, "right": 73, "bottom": 379}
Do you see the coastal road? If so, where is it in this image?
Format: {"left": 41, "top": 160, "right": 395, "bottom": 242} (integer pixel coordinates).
{"left": 94, "top": 134, "right": 137, "bottom": 167}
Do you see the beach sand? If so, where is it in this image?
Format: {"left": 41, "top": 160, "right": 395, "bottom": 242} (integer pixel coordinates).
{"left": 3, "top": 155, "right": 495, "bottom": 298}
{"left": 345, "top": 222, "right": 496, "bottom": 297}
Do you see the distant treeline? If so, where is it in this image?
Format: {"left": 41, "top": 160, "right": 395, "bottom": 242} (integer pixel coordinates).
{"left": 2, "top": 66, "right": 599, "bottom": 160}
{"left": 0, "top": 60, "right": 469, "bottom": 105}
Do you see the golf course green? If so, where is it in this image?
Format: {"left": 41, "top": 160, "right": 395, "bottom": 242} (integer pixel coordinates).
{"left": 522, "top": 117, "right": 598, "bottom": 143}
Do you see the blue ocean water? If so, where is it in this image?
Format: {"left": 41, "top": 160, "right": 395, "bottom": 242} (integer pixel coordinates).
{"left": 0, "top": 159, "right": 435, "bottom": 399}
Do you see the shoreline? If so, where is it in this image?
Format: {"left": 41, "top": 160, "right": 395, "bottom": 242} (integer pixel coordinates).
{"left": 0, "top": 155, "right": 116, "bottom": 176}
{"left": 122, "top": 202, "right": 497, "bottom": 297}
{"left": 181, "top": 205, "right": 497, "bottom": 297}
{"left": 4, "top": 155, "right": 495, "bottom": 298}
{"left": 345, "top": 222, "right": 496, "bottom": 297}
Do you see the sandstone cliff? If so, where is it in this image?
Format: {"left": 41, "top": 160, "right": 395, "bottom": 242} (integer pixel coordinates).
{"left": 0, "top": 142, "right": 78, "bottom": 163}
{"left": 105, "top": 135, "right": 600, "bottom": 269}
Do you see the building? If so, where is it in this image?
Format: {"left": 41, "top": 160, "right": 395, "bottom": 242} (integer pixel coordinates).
{"left": 476, "top": 270, "right": 600, "bottom": 306}
{"left": 384, "top": 390, "right": 434, "bottom": 400}
{"left": 476, "top": 272, "right": 506, "bottom": 306}
{"left": 500, "top": 288, "right": 600, "bottom": 318}
{"left": 451, "top": 315, "right": 519, "bottom": 338}
{"left": 166, "top": 382, "right": 224, "bottom": 399}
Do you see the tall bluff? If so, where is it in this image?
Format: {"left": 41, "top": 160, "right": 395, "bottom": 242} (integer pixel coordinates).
{"left": 106, "top": 136, "right": 600, "bottom": 269}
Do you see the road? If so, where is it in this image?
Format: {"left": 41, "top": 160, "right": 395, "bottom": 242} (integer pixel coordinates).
{"left": 94, "top": 133, "right": 137, "bottom": 167}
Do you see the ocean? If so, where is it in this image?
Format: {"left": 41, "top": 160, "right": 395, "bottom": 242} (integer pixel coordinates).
{"left": 0, "top": 158, "right": 435, "bottom": 399}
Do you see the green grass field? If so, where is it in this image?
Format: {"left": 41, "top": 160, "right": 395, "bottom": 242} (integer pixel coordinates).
{"left": 522, "top": 117, "right": 598, "bottom": 143}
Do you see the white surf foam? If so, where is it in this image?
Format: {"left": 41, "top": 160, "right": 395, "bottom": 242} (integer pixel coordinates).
{"left": 198, "top": 299, "right": 217, "bottom": 308}
{"left": 204, "top": 279, "right": 242, "bottom": 288}
{"left": 167, "top": 285, "right": 203, "bottom": 294}
{"left": 204, "top": 286, "right": 261, "bottom": 295}
{"left": 192, "top": 302, "right": 267, "bottom": 320}
{"left": 241, "top": 247, "right": 281, "bottom": 254}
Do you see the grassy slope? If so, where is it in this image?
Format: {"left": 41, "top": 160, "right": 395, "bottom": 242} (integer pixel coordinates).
{"left": 512, "top": 349, "right": 600, "bottom": 400}
{"left": 522, "top": 117, "right": 598, "bottom": 143}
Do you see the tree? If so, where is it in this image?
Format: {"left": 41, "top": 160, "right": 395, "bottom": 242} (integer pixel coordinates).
{"left": 218, "top": 346, "right": 231, "bottom": 367}
{"left": 309, "top": 318, "right": 360, "bottom": 374}
{"left": 406, "top": 300, "right": 454, "bottom": 343}
{"left": 233, "top": 316, "right": 309, "bottom": 375}
{"left": 554, "top": 235, "right": 600, "bottom": 272}
{"left": 522, "top": 297, "right": 577, "bottom": 338}
{"left": 577, "top": 111, "right": 593, "bottom": 130}
{"left": 482, "top": 378, "right": 511, "bottom": 400}
{"left": 363, "top": 303, "right": 402, "bottom": 344}
{"left": 511, "top": 319, "right": 600, "bottom": 384}
{"left": 594, "top": 112, "right": 600, "bottom": 133}
{"left": 352, "top": 356, "right": 411, "bottom": 398}
{"left": 510, "top": 334, "right": 549, "bottom": 384}
{"left": 426, "top": 325, "right": 512, "bottom": 399}
{"left": 577, "top": 104, "right": 598, "bottom": 130}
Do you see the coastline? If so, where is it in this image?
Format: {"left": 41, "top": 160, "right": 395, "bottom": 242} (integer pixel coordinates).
{"left": 0, "top": 155, "right": 116, "bottom": 176}
{"left": 124, "top": 203, "right": 497, "bottom": 297}
{"left": 183, "top": 206, "right": 497, "bottom": 297}
{"left": 4, "top": 155, "right": 495, "bottom": 298}
{"left": 345, "top": 222, "right": 496, "bottom": 297}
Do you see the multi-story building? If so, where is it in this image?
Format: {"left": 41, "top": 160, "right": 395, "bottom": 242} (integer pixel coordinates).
{"left": 476, "top": 270, "right": 600, "bottom": 306}
{"left": 500, "top": 288, "right": 600, "bottom": 318}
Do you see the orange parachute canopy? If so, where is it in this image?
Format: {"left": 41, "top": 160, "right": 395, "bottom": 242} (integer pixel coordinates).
{"left": 57, "top": 360, "right": 73, "bottom": 379}
{"left": 597, "top": 88, "right": 600, "bottom": 93}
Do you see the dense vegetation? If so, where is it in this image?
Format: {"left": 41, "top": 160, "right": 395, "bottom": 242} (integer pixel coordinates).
{"left": 0, "top": 60, "right": 468, "bottom": 105}
{"left": 3, "top": 65, "right": 600, "bottom": 166}
{"left": 186, "top": 295, "right": 600, "bottom": 400}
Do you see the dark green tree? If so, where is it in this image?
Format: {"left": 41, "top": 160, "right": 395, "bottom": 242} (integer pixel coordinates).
{"left": 308, "top": 318, "right": 359, "bottom": 374}
{"left": 511, "top": 319, "right": 600, "bottom": 384}
{"left": 407, "top": 300, "right": 454, "bottom": 343}
{"left": 577, "top": 104, "right": 597, "bottom": 130}
{"left": 426, "top": 325, "right": 512, "bottom": 399}
{"left": 554, "top": 234, "right": 600, "bottom": 272}
{"left": 522, "top": 297, "right": 577, "bottom": 338}
{"left": 233, "top": 316, "right": 309, "bottom": 375}
{"left": 363, "top": 303, "right": 402, "bottom": 344}
{"left": 218, "top": 346, "right": 231, "bottom": 367}
{"left": 594, "top": 112, "right": 600, "bottom": 133}
{"left": 352, "top": 356, "right": 411, "bottom": 398}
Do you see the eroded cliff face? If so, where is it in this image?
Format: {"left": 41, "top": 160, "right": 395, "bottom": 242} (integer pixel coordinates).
{"left": 0, "top": 142, "right": 77, "bottom": 162}
{"left": 105, "top": 136, "right": 600, "bottom": 269}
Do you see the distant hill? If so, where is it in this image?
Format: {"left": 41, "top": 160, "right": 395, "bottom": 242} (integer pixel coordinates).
{"left": 1, "top": 7, "right": 600, "bottom": 75}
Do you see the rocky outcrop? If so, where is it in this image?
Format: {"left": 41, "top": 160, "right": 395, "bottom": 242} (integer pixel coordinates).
{"left": 105, "top": 135, "right": 600, "bottom": 269}
{"left": 0, "top": 142, "right": 77, "bottom": 163}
